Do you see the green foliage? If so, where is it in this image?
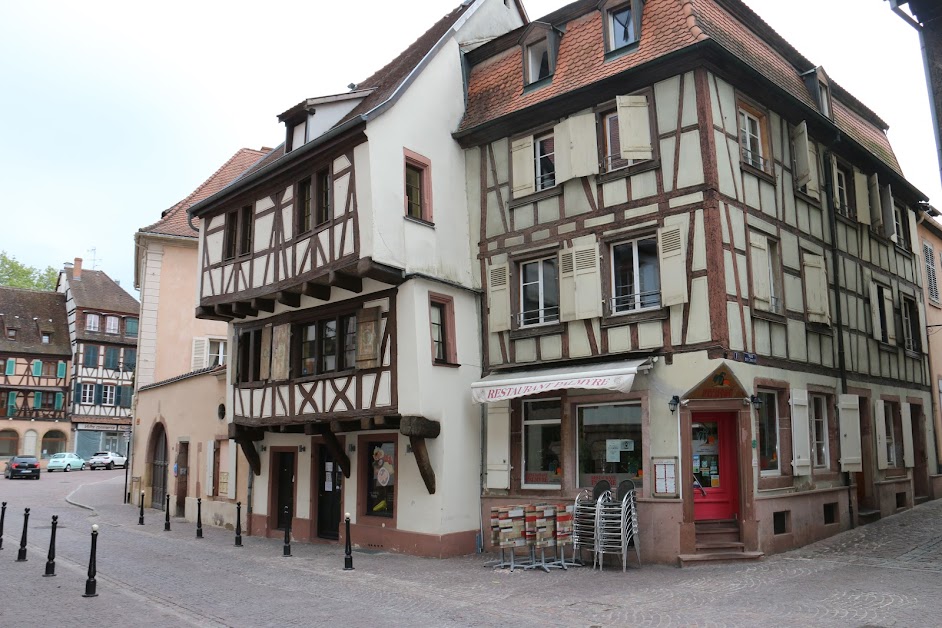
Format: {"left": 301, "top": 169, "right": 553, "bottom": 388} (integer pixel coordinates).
{"left": 0, "top": 251, "right": 58, "bottom": 291}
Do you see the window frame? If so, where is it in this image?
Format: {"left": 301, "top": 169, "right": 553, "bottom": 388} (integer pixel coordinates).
{"left": 521, "top": 398, "right": 563, "bottom": 489}
{"left": 41, "top": 361, "right": 56, "bottom": 378}
{"left": 609, "top": 235, "right": 661, "bottom": 315}
{"left": 894, "top": 204, "right": 911, "bottom": 250}
{"left": 884, "top": 400, "right": 900, "bottom": 468}
{"left": 602, "top": 0, "right": 643, "bottom": 54}
{"left": 236, "top": 328, "right": 264, "bottom": 385}
{"left": 518, "top": 255, "right": 560, "bottom": 327}
{"left": 575, "top": 401, "right": 644, "bottom": 489}
{"left": 41, "top": 332, "right": 51, "bottom": 344}
{"left": 238, "top": 205, "right": 253, "bottom": 256}
{"left": 757, "top": 389, "right": 781, "bottom": 476}
{"left": 428, "top": 293, "right": 457, "bottom": 366}
{"left": 833, "top": 162, "right": 855, "bottom": 219}
{"left": 767, "top": 238, "right": 784, "bottom": 314}
{"left": 208, "top": 339, "right": 227, "bottom": 367}
{"left": 85, "top": 313, "right": 100, "bottom": 333}
{"left": 526, "top": 38, "right": 551, "bottom": 85}
{"left": 290, "top": 313, "right": 358, "bottom": 380}
{"left": 403, "top": 149, "right": 433, "bottom": 224}
{"left": 737, "top": 100, "right": 772, "bottom": 174}
{"left": 534, "top": 132, "right": 556, "bottom": 192}
{"left": 297, "top": 176, "right": 313, "bottom": 234}
{"left": 105, "top": 315, "right": 119, "bottom": 335}
{"left": 80, "top": 383, "right": 95, "bottom": 405}
{"left": 360, "top": 434, "right": 397, "bottom": 522}
{"left": 6, "top": 328, "right": 16, "bottom": 340}
{"left": 901, "top": 295, "right": 920, "bottom": 353}
{"left": 810, "top": 393, "right": 829, "bottom": 469}
{"left": 315, "top": 168, "right": 331, "bottom": 227}
{"left": 101, "top": 384, "right": 116, "bottom": 407}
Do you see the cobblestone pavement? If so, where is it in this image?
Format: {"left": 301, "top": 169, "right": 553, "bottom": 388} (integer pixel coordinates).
{"left": 2, "top": 473, "right": 941, "bottom": 627}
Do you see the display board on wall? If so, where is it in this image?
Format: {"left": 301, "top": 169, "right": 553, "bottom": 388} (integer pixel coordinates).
{"left": 652, "top": 456, "right": 678, "bottom": 497}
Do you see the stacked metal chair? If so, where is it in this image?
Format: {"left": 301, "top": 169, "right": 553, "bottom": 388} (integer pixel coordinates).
{"left": 572, "top": 480, "right": 611, "bottom": 567}
{"left": 594, "top": 480, "right": 641, "bottom": 571}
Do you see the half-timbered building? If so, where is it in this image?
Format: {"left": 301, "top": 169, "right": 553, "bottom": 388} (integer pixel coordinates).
{"left": 188, "top": 0, "right": 527, "bottom": 554}
{"left": 917, "top": 210, "right": 942, "bottom": 498}
{"left": 459, "top": 0, "right": 939, "bottom": 563}
{"left": 0, "top": 287, "right": 71, "bottom": 462}
{"left": 57, "top": 258, "right": 139, "bottom": 458}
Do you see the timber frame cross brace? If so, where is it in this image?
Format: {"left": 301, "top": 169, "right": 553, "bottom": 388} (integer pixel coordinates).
{"left": 228, "top": 424, "right": 264, "bottom": 476}
{"left": 400, "top": 416, "right": 441, "bottom": 494}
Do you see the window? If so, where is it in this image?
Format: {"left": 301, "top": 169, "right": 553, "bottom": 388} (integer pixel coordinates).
{"left": 4, "top": 392, "right": 16, "bottom": 417}
{"left": 105, "top": 316, "right": 119, "bottom": 334}
{"left": 41, "top": 361, "right": 55, "bottom": 377}
{"left": 519, "top": 256, "right": 559, "bottom": 326}
{"left": 902, "top": 296, "right": 920, "bottom": 352}
{"left": 527, "top": 38, "right": 550, "bottom": 84}
{"left": 208, "top": 340, "right": 226, "bottom": 367}
{"left": 611, "top": 237, "right": 660, "bottom": 313}
{"left": 40, "top": 392, "right": 55, "bottom": 410}
{"left": 834, "top": 164, "right": 855, "bottom": 218}
{"left": 757, "top": 390, "right": 779, "bottom": 474}
{"left": 429, "top": 294, "right": 456, "bottom": 365}
{"left": 894, "top": 205, "right": 911, "bottom": 249}
{"left": 876, "top": 285, "right": 890, "bottom": 344}
{"left": 404, "top": 150, "right": 432, "bottom": 223}
{"left": 818, "top": 83, "right": 831, "bottom": 118}
{"left": 83, "top": 345, "right": 99, "bottom": 368}
{"left": 297, "top": 177, "right": 312, "bottom": 233}
{"left": 125, "top": 318, "right": 138, "bottom": 337}
{"left": 123, "top": 348, "right": 137, "bottom": 372}
{"left": 577, "top": 403, "right": 642, "bottom": 487}
{"left": 5, "top": 328, "right": 15, "bottom": 340}
{"left": 884, "top": 401, "right": 899, "bottom": 467}
{"left": 239, "top": 205, "right": 253, "bottom": 256}
{"left": 292, "top": 314, "right": 357, "bottom": 377}
{"left": 80, "top": 383, "right": 95, "bottom": 405}
{"left": 522, "top": 399, "right": 562, "bottom": 488}
{"left": 811, "top": 394, "right": 829, "bottom": 468}
{"left": 41, "top": 332, "right": 51, "bottom": 344}
{"left": 365, "top": 440, "right": 395, "bottom": 518}
{"left": 738, "top": 105, "right": 768, "bottom": 172}
{"left": 101, "top": 384, "right": 116, "bottom": 407}
{"left": 223, "top": 211, "right": 238, "bottom": 260}
{"left": 608, "top": 4, "right": 636, "bottom": 49}
{"left": 602, "top": 111, "right": 631, "bottom": 172}
{"left": 315, "top": 168, "right": 331, "bottom": 226}
{"left": 85, "top": 313, "right": 100, "bottom": 332}
{"left": 237, "top": 328, "right": 264, "bottom": 384}
{"left": 104, "top": 346, "right": 120, "bottom": 370}
{"left": 213, "top": 440, "right": 222, "bottom": 497}
{"left": 767, "top": 239, "right": 783, "bottom": 314}
{"left": 534, "top": 133, "right": 556, "bottom": 191}
{"left": 924, "top": 242, "right": 939, "bottom": 304}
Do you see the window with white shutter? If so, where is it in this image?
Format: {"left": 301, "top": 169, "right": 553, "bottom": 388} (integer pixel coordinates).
{"left": 657, "top": 225, "right": 688, "bottom": 307}
{"left": 616, "top": 93, "right": 653, "bottom": 162}
{"left": 803, "top": 253, "right": 830, "bottom": 324}
{"left": 790, "top": 389, "right": 811, "bottom": 476}
{"left": 924, "top": 242, "right": 939, "bottom": 303}
{"left": 487, "top": 262, "right": 511, "bottom": 333}
{"left": 837, "top": 394, "right": 862, "bottom": 472}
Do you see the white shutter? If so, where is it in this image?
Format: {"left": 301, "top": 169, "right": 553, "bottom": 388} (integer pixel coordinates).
{"left": 883, "top": 288, "right": 897, "bottom": 345}
{"left": 908, "top": 208, "right": 921, "bottom": 256}
{"left": 830, "top": 154, "right": 841, "bottom": 209}
{"left": 511, "top": 136, "right": 535, "bottom": 198}
{"left": 574, "top": 244, "right": 602, "bottom": 320}
{"left": 901, "top": 402, "right": 915, "bottom": 468}
{"left": 485, "top": 401, "right": 511, "bottom": 490}
{"left": 567, "top": 112, "right": 600, "bottom": 179}
{"left": 791, "top": 389, "right": 812, "bottom": 476}
{"left": 487, "top": 262, "right": 511, "bottom": 332}
{"left": 658, "top": 225, "right": 688, "bottom": 306}
{"left": 793, "top": 121, "right": 811, "bottom": 189}
{"left": 553, "top": 118, "right": 572, "bottom": 184}
{"left": 191, "top": 337, "right": 207, "bottom": 370}
{"left": 924, "top": 242, "right": 939, "bottom": 303}
{"left": 838, "top": 394, "right": 862, "bottom": 472}
{"left": 259, "top": 324, "right": 272, "bottom": 381}
{"left": 804, "top": 254, "right": 830, "bottom": 325}
{"left": 227, "top": 440, "right": 237, "bottom": 499}
{"left": 205, "top": 440, "right": 215, "bottom": 497}
{"left": 868, "top": 174, "right": 882, "bottom": 228}
{"left": 806, "top": 140, "right": 820, "bottom": 198}
{"left": 853, "top": 167, "right": 871, "bottom": 225}
{"left": 616, "top": 94, "right": 653, "bottom": 161}
{"left": 749, "top": 232, "right": 771, "bottom": 311}
{"left": 870, "top": 282, "right": 883, "bottom": 341}
{"left": 875, "top": 400, "right": 888, "bottom": 470}
{"left": 918, "top": 298, "right": 929, "bottom": 354}
{"left": 270, "top": 324, "right": 291, "bottom": 380}
{"left": 881, "top": 183, "right": 896, "bottom": 242}
{"left": 558, "top": 249, "right": 576, "bottom": 322}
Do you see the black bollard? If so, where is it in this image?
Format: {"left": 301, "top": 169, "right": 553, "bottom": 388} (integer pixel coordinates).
{"left": 138, "top": 491, "right": 145, "bottom": 525}
{"left": 196, "top": 498, "right": 203, "bottom": 539}
{"left": 234, "top": 502, "right": 243, "bottom": 547}
{"left": 164, "top": 494, "right": 171, "bottom": 531}
{"left": 0, "top": 501, "right": 6, "bottom": 550}
{"left": 283, "top": 506, "right": 291, "bottom": 557}
{"left": 44, "top": 515, "right": 58, "bottom": 577}
{"left": 16, "top": 508, "right": 29, "bottom": 562}
{"left": 83, "top": 524, "right": 99, "bottom": 598}
{"left": 344, "top": 512, "right": 354, "bottom": 570}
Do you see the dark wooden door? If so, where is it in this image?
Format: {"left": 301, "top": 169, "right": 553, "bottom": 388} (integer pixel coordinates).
{"left": 317, "top": 445, "right": 342, "bottom": 540}
{"left": 152, "top": 427, "right": 168, "bottom": 510}
{"left": 692, "top": 412, "right": 739, "bottom": 521}
{"left": 276, "top": 452, "right": 295, "bottom": 530}
{"left": 175, "top": 442, "right": 189, "bottom": 515}
{"left": 912, "top": 406, "right": 930, "bottom": 499}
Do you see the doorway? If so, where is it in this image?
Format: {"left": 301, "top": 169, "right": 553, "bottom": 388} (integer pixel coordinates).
{"left": 274, "top": 451, "right": 296, "bottom": 530}
{"left": 175, "top": 442, "right": 189, "bottom": 516}
{"left": 855, "top": 396, "right": 876, "bottom": 511}
{"left": 692, "top": 412, "right": 739, "bottom": 521}
{"left": 151, "top": 425, "right": 168, "bottom": 510}
{"left": 316, "top": 445, "right": 342, "bottom": 540}
{"left": 912, "top": 405, "right": 930, "bottom": 500}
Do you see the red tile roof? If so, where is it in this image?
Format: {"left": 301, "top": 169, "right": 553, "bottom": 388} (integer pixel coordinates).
{"left": 139, "top": 148, "right": 270, "bottom": 238}
{"left": 460, "top": 0, "right": 902, "bottom": 176}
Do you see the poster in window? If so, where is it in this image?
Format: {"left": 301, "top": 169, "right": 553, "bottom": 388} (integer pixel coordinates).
{"left": 356, "top": 307, "right": 381, "bottom": 369}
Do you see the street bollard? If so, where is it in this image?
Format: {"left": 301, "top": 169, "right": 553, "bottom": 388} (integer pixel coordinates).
{"left": 44, "top": 515, "right": 58, "bottom": 577}
{"left": 83, "top": 524, "right": 99, "bottom": 598}
{"left": 164, "top": 494, "right": 171, "bottom": 531}
{"left": 16, "top": 508, "right": 29, "bottom": 562}
{"left": 283, "top": 506, "right": 291, "bottom": 557}
{"left": 0, "top": 501, "right": 6, "bottom": 550}
{"left": 234, "top": 502, "right": 243, "bottom": 547}
{"left": 344, "top": 512, "right": 354, "bottom": 571}
{"left": 139, "top": 491, "right": 145, "bottom": 525}
{"left": 196, "top": 498, "right": 203, "bottom": 539}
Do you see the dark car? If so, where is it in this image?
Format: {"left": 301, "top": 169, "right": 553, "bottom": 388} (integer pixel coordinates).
{"left": 4, "top": 456, "right": 41, "bottom": 479}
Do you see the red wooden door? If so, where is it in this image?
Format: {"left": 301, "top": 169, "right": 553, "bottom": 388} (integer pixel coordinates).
{"left": 692, "top": 412, "right": 739, "bottom": 521}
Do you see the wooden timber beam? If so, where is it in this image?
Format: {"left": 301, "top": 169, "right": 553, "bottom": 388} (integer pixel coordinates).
{"left": 275, "top": 291, "right": 301, "bottom": 307}
{"left": 400, "top": 415, "right": 441, "bottom": 439}
{"left": 355, "top": 257, "right": 406, "bottom": 285}
{"left": 301, "top": 281, "right": 331, "bottom": 301}
{"left": 232, "top": 301, "right": 259, "bottom": 317}
{"left": 329, "top": 270, "right": 362, "bottom": 294}
{"left": 236, "top": 437, "right": 262, "bottom": 476}
{"left": 228, "top": 423, "right": 265, "bottom": 441}
{"left": 409, "top": 436, "right": 435, "bottom": 494}
{"left": 251, "top": 297, "right": 275, "bottom": 313}
{"left": 214, "top": 303, "right": 235, "bottom": 319}
{"left": 195, "top": 305, "right": 233, "bottom": 321}
{"left": 304, "top": 423, "right": 351, "bottom": 478}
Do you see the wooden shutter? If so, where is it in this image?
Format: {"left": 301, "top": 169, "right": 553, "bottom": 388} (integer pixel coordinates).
{"left": 7, "top": 392, "right": 16, "bottom": 415}
{"left": 74, "top": 382, "right": 80, "bottom": 404}
{"left": 790, "top": 388, "right": 811, "bottom": 476}
{"left": 355, "top": 307, "right": 382, "bottom": 369}
{"left": 918, "top": 298, "right": 929, "bottom": 354}
{"left": 94, "top": 384, "right": 103, "bottom": 406}
{"left": 793, "top": 121, "right": 812, "bottom": 189}
{"left": 57, "top": 361, "right": 66, "bottom": 378}
{"left": 114, "top": 386, "right": 122, "bottom": 408}
{"left": 616, "top": 94, "right": 653, "bottom": 161}
{"left": 868, "top": 174, "right": 882, "bottom": 228}
{"left": 806, "top": 140, "right": 820, "bottom": 198}
{"left": 32, "top": 360, "right": 41, "bottom": 377}
{"left": 567, "top": 112, "right": 600, "bottom": 179}
{"left": 658, "top": 225, "right": 688, "bottom": 307}
{"left": 487, "top": 262, "right": 511, "bottom": 332}
{"left": 830, "top": 154, "right": 841, "bottom": 208}
{"left": 749, "top": 232, "right": 771, "bottom": 311}
{"left": 54, "top": 392, "right": 64, "bottom": 411}
{"left": 883, "top": 287, "right": 897, "bottom": 345}
{"left": 33, "top": 391, "right": 41, "bottom": 409}
{"left": 205, "top": 440, "right": 215, "bottom": 496}
{"left": 558, "top": 249, "right": 576, "bottom": 322}
{"left": 510, "top": 136, "right": 535, "bottom": 198}
{"left": 870, "top": 283, "right": 883, "bottom": 341}
{"left": 804, "top": 254, "right": 830, "bottom": 324}
{"left": 881, "top": 183, "right": 896, "bottom": 242}
{"left": 574, "top": 244, "right": 602, "bottom": 320}
{"left": 853, "top": 167, "right": 871, "bottom": 225}
{"left": 259, "top": 324, "right": 272, "bottom": 381}
{"left": 908, "top": 208, "right": 921, "bottom": 256}
{"left": 191, "top": 337, "right": 207, "bottom": 370}
{"left": 270, "top": 324, "right": 291, "bottom": 380}
{"left": 875, "top": 400, "right": 888, "bottom": 470}
{"left": 227, "top": 442, "right": 237, "bottom": 499}
{"left": 901, "top": 402, "right": 915, "bottom": 468}
{"left": 553, "top": 117, "right": 572, "bottom": 184}
{"left": 838, "top": 394, "right": 862, "bottom": 472}
{"left": 485, "top": 401, "right": 511, "bottom": 490}
{"left": 5, "top": 359, "right": 14, "bottom": 376}
{"left": 924, "top": 242, "right": 939, "bottom": 302}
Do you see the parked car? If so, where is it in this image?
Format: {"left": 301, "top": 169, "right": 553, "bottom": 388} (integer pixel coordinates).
{"left": 46, "top": 452, "right": 86, "bottom": 472}
{"left": 4, "top": 456, "right": 41, "bottom": 479}
{"left": 87, "top": 451, "right": 127, "bottom": 470}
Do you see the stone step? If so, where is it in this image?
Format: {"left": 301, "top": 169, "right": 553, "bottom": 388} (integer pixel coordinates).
{"left": 695, "top": 541, "right": 745, "bottom": 553}
{"left": 915, "top": 495, "right": 930, "bottom": 505}
{"left": 857, "top": 508, "right": 881, "bottom": 525}
{"left": 678, "top": 551, "right": 764, "bottom": 567}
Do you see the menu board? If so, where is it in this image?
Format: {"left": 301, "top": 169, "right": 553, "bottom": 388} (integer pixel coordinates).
{"left": 652, "top": 457, "right": 678, "bottom": 497}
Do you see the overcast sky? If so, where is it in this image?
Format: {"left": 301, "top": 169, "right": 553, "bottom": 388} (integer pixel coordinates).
{"left": 0, "top": 0, "right": 936, "bottom": 295}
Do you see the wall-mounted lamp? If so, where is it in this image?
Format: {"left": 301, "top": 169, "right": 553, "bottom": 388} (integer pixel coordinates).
{"left": 668, "top": 395, "right": 681, "bottom": 414}
{"left": 259, "top": 444, "right": 267, "bottom": 452}
{"left": 298, "top": 444, "right": 306, "bottom": 453}
{"left": 749, "top": 394, "right": 763, "bottom": 409}
{"left": 348, "top": 443, "right": 356, "bottom": 453}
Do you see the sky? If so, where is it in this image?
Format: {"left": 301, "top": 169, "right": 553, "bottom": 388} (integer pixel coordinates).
{"left": 0, "top": 0, "right": 937, "bottom": 295}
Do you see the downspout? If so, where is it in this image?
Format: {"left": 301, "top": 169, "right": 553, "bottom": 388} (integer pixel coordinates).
{"left": 246, "top": 447, "right": 255, "bottom": 536}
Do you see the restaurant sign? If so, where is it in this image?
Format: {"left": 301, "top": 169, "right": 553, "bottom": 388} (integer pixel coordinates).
{"left": 77, "top": 423, "right": 132, "bottom": 433}
{"left": 472, "top": 373, "right": 635, "bottom": 403}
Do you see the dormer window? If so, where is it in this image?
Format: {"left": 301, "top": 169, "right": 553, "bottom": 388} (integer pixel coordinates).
{"left": 602, "top": 0, "right": 644, "bottom": 54}
{"left": 41, "top": 332, "right": 51, "bottom": 344}
{"left": 291, "top": 121, "right": 307, "bottom": 151}
{"left": 818, "top": 83, "right": 831, "bottom": 118}
{"left": 6, "top": 328, "right": 16, "bottom": 340}
{"left": 527, "top": 39, "right": 550, "bottom": 84}
{"left": 520, "top": 23, "right": 559, "bottom": 87}
{"left": 802, "top": 66, "right": 833, "bottom": 120}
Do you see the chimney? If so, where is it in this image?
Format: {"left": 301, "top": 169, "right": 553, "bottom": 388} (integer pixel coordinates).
{"left": 74, "top": 257, "right": 82, "bottom": 280}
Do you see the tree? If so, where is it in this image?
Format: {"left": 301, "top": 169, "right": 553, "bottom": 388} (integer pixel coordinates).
{"left": 0, "top": 251, "right": 58, "bottom": 291}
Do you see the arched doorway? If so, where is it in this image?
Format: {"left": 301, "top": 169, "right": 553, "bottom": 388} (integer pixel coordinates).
{"left": 23, "top": 430, "right": 38, "bottom": 457}
{"left": 0, "top": 429, "right": 18, "bottom": 457}
{"left": 41, "top": 430, "right": 67, "bottom": 458}
{"left": 150, "top": 424, "right": 168, "bottom": 509}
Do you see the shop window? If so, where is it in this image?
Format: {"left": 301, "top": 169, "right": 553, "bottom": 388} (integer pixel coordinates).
{"left": 773, "top": 510, "right": 790, "bottom": 535}
{"left": 365, "top": 440, "right": 396, "bottom": 518}
{"left": 757, "top": 390, "right": 779, "bottom": 475}
{"left": 823, "top": 502, "right": 837, "bottom": 525}
{"left": 519, "top": 256, "right": 559, "bottom": 326}
{"left": 610, "top": 236, "right": 660, "bottom": 313}
{"left": 811, "top": 393, "right": 829, "bottom": 468}
{"left": 576, "top": 402, "right": 642, "bottom": 488}
{"left": 0, "top": 427, "right": 18, "bottom": 455}
{"left": 41, "top": 430, "right": 67, "bottom": 458}
{"left": 522, "top": 399, "right": 562, "bottom": 488}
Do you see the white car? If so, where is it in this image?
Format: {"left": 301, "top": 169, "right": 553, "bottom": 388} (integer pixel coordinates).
{"left": 46, "top": 452, "right": 86, "bottom": 472}
{"left": 87, "top": 451, "right": 127, "bottom": 470}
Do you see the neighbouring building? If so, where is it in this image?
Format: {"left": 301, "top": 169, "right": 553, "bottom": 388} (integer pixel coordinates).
{"left": 187, "top": 0, "right": 526, "bottom": 554}
{"left": 132, "top": 147, "right": 267, "bottom": 524}
{"left": 57, "top": 258, "right": 139, "bottom": 459}
{"left": 458, "top": 0, "right": 938, "bottom": 564}
{"left": 917, "top": 210, "right": 942, "bottom": 495}
{"left": 0, "top": 287, "right": 71, "bottom": 462}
